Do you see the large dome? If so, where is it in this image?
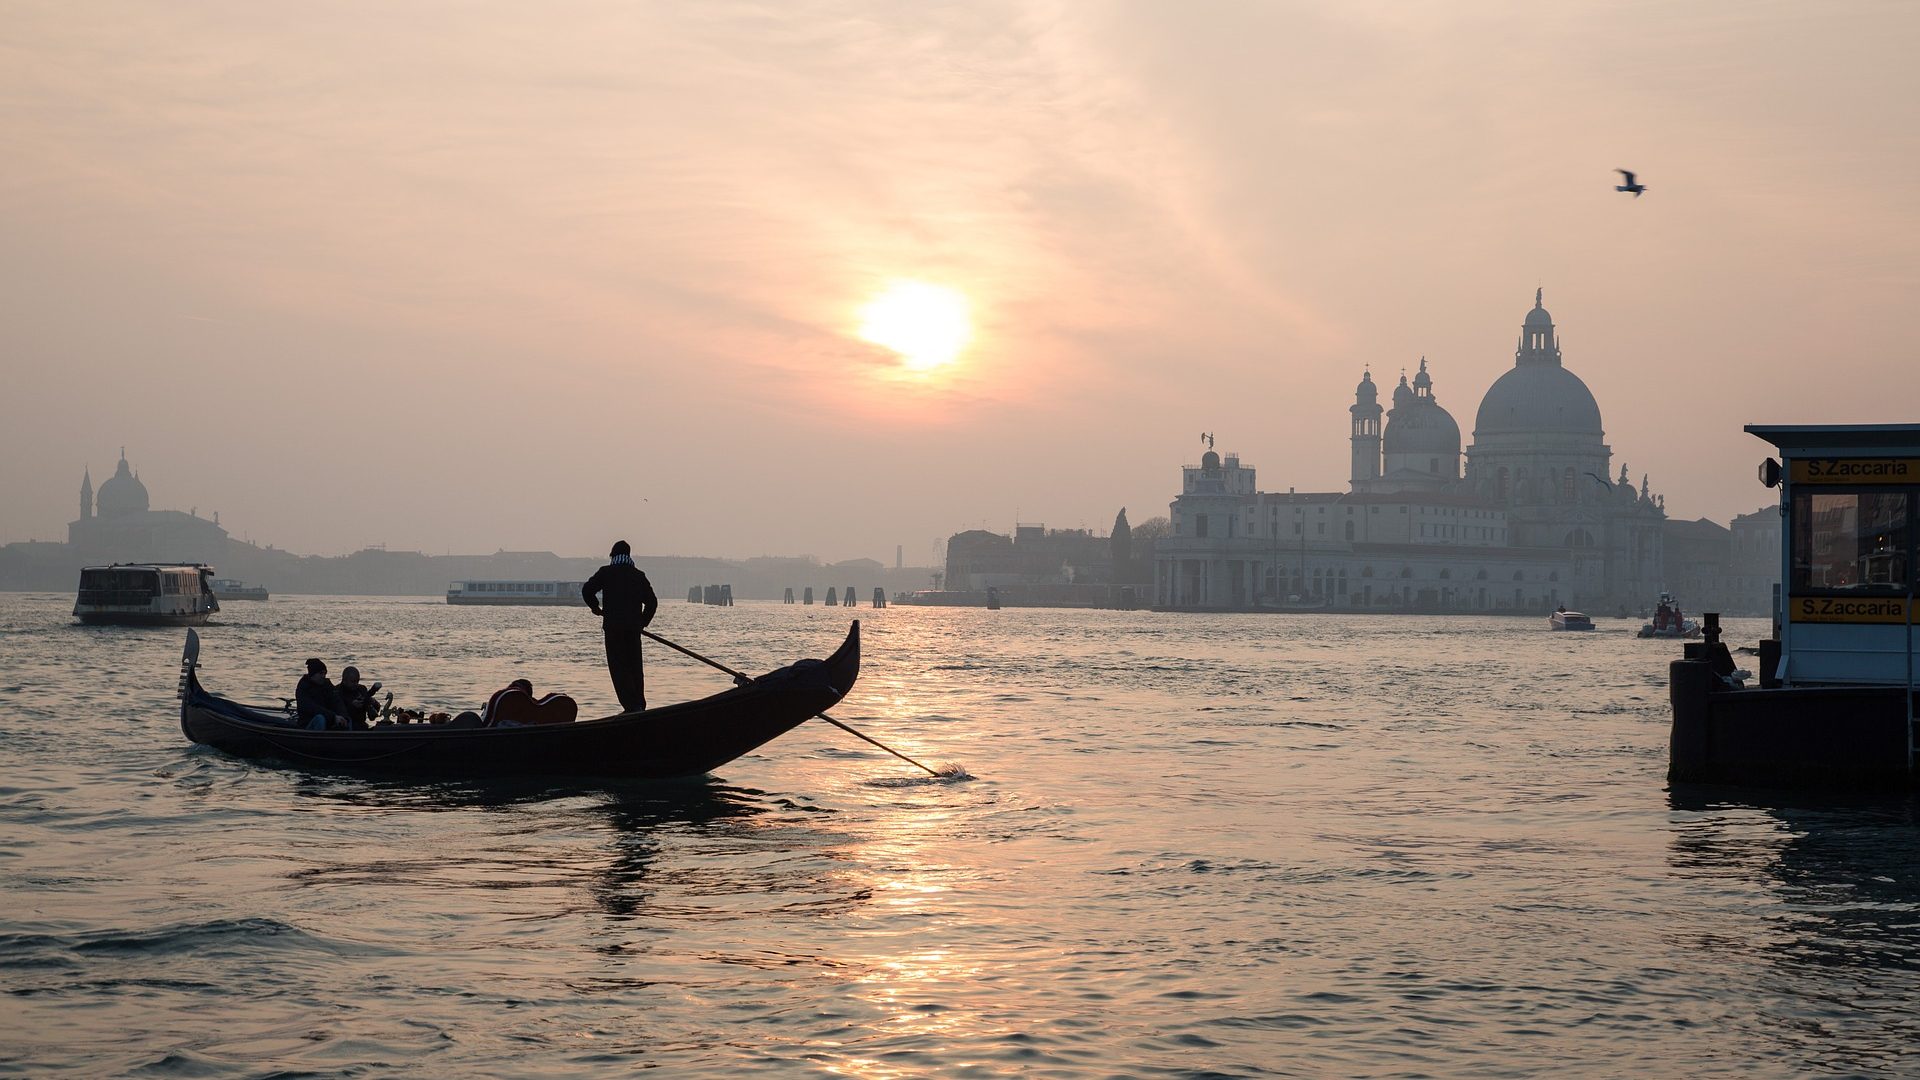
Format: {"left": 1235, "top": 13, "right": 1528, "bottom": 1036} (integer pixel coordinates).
{"left": 95, "top": 455, "right": 149, "bottom": 517}
{"left": 1474, "top": 363, "right": 1604, "bottom": 437}
{"left": 1473, "top": 290, "right": 1604, "bottom": 438}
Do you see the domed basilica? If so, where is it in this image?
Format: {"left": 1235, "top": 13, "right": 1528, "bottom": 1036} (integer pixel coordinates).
{"left": 1158, "top": 291, "right": 1668, "bottom": 613}
{"left": 68, "top": 450, "right": 230, "bottom": 561}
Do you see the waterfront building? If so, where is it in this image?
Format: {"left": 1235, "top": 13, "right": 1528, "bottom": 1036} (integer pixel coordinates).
{"left": 1156, "top": 291, "right": 1679, "bottom": 613}
{"left": 945, "top": 523, "right": 1113, "bottom": 591}
{"left": 904, "top": 517, "right": 1152, "bottom": 608}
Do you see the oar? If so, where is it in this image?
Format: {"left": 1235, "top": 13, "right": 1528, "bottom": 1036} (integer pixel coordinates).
{"left": 641, "top": 628, "right": 943, "bottom": 778}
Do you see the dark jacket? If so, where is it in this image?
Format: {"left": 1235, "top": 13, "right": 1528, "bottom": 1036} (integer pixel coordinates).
{"left": 583, "top": 560, "right": 659, "bottom": 631}
{"left": 338, "top": 682, "right": 378, "bottom": 727}
{"left": 295, "top": 672, "right": 343, "bottom": 722}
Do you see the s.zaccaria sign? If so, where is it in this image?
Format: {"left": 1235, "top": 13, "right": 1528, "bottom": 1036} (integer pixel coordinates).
{"left": 1790, "top": 595, "right": 1913, "bottom": 623}
{"left": 1790, "top": 458, "right": 1920, "bottom": 485}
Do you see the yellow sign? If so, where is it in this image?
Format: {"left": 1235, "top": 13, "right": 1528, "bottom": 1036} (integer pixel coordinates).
{"left": 1790, "top": 595, "right": 1913, "bottom": 623}
{"left": 1790, "top": 458, "right": 1920, "bottom": 485}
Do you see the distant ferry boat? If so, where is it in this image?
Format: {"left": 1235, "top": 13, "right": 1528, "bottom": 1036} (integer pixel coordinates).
{"left": 74, "top": 563, "right": 220, "bottom": 626}
{"left": 210, "top": 578, "right": 269, "bottom": 602}
{"left": 446, "top": 580, "right": 584, "bottom": 606}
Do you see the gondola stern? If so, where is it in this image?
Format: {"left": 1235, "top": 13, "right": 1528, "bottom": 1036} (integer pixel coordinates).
{"left": 824, "top": 620, "right": 861, "bottom": 701}
{"left": 178, "top": 629, "right": 204, "bottom": 741}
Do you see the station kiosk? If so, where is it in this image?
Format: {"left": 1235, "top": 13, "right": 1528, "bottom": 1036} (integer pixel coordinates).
{"left": 1669, "top": 424, "right": 1918, "bottom": 786}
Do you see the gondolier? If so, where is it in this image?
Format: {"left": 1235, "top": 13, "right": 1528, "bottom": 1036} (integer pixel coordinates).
{"left": 582, "top": 540, "right": 659, "bottom": 712}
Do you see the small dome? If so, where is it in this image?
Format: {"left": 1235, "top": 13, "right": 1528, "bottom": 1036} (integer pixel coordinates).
{"left": 95, "top": 454, "right": 149, "bottom": 517}
{"left": 1412, "top": 357, "right": 1432, "bottom": 389}
{"left": 1524, "top": 287, "right": 1553, "bottom": 328}
{"left": 1384, "top": 399, "right": 1462, "bottom": 457}
{"left": 1201, "top": 449, "right": 1221, "bottom": 470}
{"left": 1354, "top": 370, "right": 1377, "bottom": 401}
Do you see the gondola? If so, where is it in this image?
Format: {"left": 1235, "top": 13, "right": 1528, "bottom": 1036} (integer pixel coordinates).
{"left": 176, "top": 622, "right": 860, "bottom": 780}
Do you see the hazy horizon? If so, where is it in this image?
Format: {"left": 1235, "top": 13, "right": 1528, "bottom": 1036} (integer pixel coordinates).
{"left": 5, "top": 1, "right": 1916, "bottom": 563}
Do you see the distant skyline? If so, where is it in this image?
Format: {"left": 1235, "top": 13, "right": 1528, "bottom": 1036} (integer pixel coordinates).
{"left": 4, "top": 2, "right": 1916, "bottom": 561}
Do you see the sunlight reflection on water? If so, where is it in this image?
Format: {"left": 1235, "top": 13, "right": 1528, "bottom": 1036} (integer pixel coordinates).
{"left": 1, "top": 594, "right": 1917, "bottom": 1077}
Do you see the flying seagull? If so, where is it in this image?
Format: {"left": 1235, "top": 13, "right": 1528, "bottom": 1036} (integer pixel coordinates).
{"left": 1615, "top": 169, "right": 1647, "bottom": 197}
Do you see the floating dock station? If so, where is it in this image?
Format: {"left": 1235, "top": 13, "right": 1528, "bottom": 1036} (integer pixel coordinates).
{"left": 1670, "top": 424, "right": 1918, "bottom": 788}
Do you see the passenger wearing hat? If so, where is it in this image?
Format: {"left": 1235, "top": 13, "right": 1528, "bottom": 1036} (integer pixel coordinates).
{"left": 581, "top": 540, "right": 659, "bottom": 712}
{"left": 294, "top": 658, "right": 347, "bottom": 730}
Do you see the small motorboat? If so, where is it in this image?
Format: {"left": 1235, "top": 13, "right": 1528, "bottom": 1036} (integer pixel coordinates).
{"left": 176, "top": 622, "right": 860, "bottom": 780}
{"left": 1259, "top": 594, "right": 1335, "bottom": 612}
{"left": 1637, "top": 593, "right": 1701, "bottom": 639}
{"left": 1548, "top": 607, "right": 1594, "bottom": 631}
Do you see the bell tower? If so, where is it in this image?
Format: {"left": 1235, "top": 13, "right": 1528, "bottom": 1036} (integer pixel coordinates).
{"left": 1349, "top": 369, "right": 1382, "bottom": 487}
{"left": 79, "top": 467, "right": 93, "bottom": 521}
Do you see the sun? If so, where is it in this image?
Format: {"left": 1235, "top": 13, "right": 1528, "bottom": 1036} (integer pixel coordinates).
{"left": 857, "top": 280, "right": 972, "bottom": 373}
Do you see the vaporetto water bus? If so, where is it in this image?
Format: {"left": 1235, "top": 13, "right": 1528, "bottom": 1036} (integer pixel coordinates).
{"left": 210, "top": 578, "right": 269, "bottom": 602}
{"left": 73, "top": 563, "right": 220, "bottom": 626}
{"left": 1669, "top": 424, "right": 1919, "bottom": 788}
{"left": 446, "top": 580, "right": 585, "bottom": 606}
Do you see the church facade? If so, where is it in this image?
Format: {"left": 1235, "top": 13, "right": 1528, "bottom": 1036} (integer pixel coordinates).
{"left": 1155, "top": 291, "right": 1669, "bottom": 614}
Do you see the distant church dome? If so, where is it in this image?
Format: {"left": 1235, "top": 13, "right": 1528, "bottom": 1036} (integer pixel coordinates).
{"left": 1473, "top": 291, "right": 1604, "bottom": 438}
{"left": 1354, "top": 370, "right": 1377, "bottom": 402}
{"left": 95, "top": 452, "right": 150, "bottom": 517}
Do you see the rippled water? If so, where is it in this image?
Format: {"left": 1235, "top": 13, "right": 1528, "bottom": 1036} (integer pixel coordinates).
{"left": 2, "top": 593, "right": 1917, "bottom": 1077}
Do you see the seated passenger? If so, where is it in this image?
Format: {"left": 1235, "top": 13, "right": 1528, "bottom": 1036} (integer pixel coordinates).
{"left": 337, "top": 666, "right": 383, "bottom": 730}
{"left": 483, "top": 679, "right": 579, "bottom": 727}
{"left": 484, "top": 679, "right": 536, "bottom": 727}
{"left": 295, "top": 658, "right": 346, "bottom": 730}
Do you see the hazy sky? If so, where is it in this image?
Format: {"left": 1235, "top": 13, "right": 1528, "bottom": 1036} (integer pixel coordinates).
{"left": 4, "top": 1, "right": 1916, "bottom": 562}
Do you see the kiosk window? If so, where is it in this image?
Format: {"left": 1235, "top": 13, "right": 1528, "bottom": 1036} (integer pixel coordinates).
{"left": 1792, "top": 491, "right": 1909, "bottom": 591}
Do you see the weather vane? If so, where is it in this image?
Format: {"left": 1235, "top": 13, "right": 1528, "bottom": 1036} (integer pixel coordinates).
{"left": 1200, "top": 431, "right": 1214, "bottom": 450}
